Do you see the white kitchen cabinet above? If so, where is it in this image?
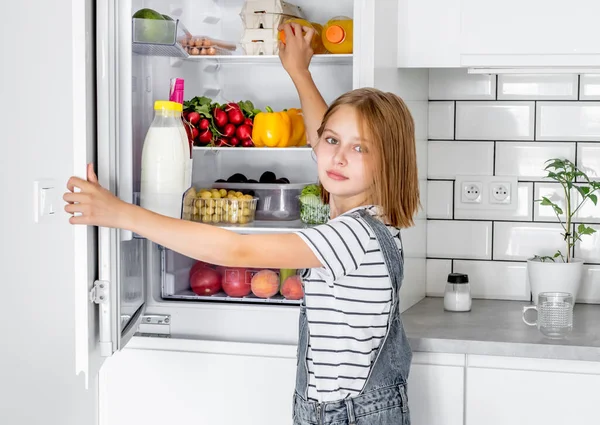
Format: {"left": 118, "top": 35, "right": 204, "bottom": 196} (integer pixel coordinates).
{"left": 397, "top": 0, "right": 600, "bottom": 69}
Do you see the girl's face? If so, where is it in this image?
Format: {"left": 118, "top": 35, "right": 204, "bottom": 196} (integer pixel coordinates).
{"left": 314, "top": 105, "right": 373, "bottom": 202}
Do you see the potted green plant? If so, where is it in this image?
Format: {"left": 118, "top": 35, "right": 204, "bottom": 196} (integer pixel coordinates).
{"left": 528, "top": 158, "right": 600, "bottom": 304}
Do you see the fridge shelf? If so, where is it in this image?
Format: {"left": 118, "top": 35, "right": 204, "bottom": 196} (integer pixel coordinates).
{"left": 132, "top": 18, "right": 191, "bottom": 58}
{"left": 184, "top": 53, "right": 353, "bottom": 64}
{"left": 202, "top": 219, "right": 312, "bottom": 234}
{"left": 163, "top": 288, "right": 302, "bottom": 305}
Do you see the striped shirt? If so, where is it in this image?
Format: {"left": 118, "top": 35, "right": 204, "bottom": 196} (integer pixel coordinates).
{"left": 296, "top": 205, "right": 402, "bottom": 403}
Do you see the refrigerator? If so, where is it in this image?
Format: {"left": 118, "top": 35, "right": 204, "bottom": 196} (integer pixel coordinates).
{"left": 3, "top": 0, "right": 426, "bottom": 423}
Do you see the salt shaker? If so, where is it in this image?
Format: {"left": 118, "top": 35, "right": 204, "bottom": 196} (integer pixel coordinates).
{"left": 444, "top": 273, "right": 471, "bottom": 312}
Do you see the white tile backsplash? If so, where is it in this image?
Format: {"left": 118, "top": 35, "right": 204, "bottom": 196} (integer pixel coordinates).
{"left": 417, "top": 139, "right": 428, "bottom": 180}
{"left": 428, "top": 102, "right": 454, "bottom": 139}
{"left": 428, "top": 141, "right": 494, "bottom": 178}
{"left": 425, "top": 259, "right": 452, "bottom": 296}
{"left": 577, "top": 143, "right": 600, "bottom": 181}
{"left": 427, "top": 220, "right": 492, "bottom": 260}
{"left": 427, "top": 181, "right": 454, "bottom": 219}
{"left": 580, "top": 75, "right": 600, "bottom": 100}
{"left": 497, "top": 74, "right": 578, "bottom": 100}
{"left": 537, "top": 102, "right": 600, "bottom": 141}
{"left": 455, "top": 101, "right": 535, "bottom": 141}
{"left": 575, "top": 224, "right": 600, "bottom": 263}
{"left": 453, "top": 260, "right": 529, "bottom": 300}
{"left": 427, "top": 70, "right": 600, "bottom": 301}
{"left": 493, "top": 222, "right": 566, "bottom": 261}
{"left": 495, "top": 142, "right": 576, "bottom": 180}
{"left": 579, "top": 265, "right": 600, "bottom": 304}
{"left": 429, "top": 69, "right": 496, "bottom": 100}
{"left": 407, "top": 100, "right": 429, "bottom": 141}
{"left": 533, "top": 182, "right": 567, "bottom": 222}
{"left": 454, "top": 182, "right": 533, "bottom": 221}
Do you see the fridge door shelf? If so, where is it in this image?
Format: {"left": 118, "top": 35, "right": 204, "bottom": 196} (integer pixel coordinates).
{"left": 132, "top": 18, "right": 191, "bottom": 58}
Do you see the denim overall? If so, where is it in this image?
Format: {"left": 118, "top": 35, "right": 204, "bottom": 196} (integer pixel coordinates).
{"left": 293, "top": 209, "right": 413, "bottom": 425}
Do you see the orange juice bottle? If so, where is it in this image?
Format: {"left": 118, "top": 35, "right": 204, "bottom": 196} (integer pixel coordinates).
{"left": 322, "top": 16, "right": 353, "bottom": 54}
{"left": 278, "top": 18, "right": 323, "bottom": 53}
{"left": 310, "top": 22, "right": 327, "bottom": 54}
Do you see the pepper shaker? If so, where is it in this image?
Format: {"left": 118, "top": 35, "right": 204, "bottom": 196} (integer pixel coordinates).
{"left": 444, "top": 273, "right": 471, "bottom": 312}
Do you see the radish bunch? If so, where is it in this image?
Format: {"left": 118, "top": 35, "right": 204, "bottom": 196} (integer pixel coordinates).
{"left": 182, "top": 96, "right": 261, "bottom": 148}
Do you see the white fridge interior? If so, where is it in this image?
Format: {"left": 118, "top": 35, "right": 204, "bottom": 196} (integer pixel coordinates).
{"left": 101, "top": 0, "right": 429, "bottom": 350}
{"left": 112, "top": 0, "right": 360, "bottom": 342}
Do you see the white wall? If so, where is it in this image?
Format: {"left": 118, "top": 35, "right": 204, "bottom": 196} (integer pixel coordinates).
{"left": 0, "top": 0, "right": 98, "bottom": 424}
{"left": 426, "top": 69, "right": 600, "bottom": 303}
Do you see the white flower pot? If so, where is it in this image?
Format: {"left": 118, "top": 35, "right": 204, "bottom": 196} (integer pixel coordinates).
{"left": 527, "top": 258, "right": 584, "bottom": 304}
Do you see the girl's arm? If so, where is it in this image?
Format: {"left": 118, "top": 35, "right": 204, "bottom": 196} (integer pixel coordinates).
{"left": 65, "top": 165, "right": 322, "bottom": 270}
{"left": 278, "top": 23, "right": 328, "bottom": 145}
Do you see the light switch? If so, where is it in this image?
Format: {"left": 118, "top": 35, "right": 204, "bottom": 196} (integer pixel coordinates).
{"left": 34, "top": 180, "right": 57, "bottom": 223}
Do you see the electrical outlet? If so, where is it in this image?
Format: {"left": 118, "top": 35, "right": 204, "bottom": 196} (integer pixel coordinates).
{"left": 455, "top": 175, "right": 519, "bottom": 211}
{"left": 490, "top": 182, "right": 511, "bottom": 204}
{"left": 461, "top": 182, "right": 482, "bottom": 203}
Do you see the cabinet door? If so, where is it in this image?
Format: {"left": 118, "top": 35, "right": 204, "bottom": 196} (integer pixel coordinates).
{"left": 407, "top": 354, "right": 465, "bottom": 425}
{"left": 397, "top": 0, "right": 461, "bottom": 67}
{"left": 461, "top": 0, "right": 600, "bottom": 67}
{"left": 466, "top": 365, "right": 600, "bottom": 425}
{"left": 99, "top": 344, "right": 297, "bottom": 425}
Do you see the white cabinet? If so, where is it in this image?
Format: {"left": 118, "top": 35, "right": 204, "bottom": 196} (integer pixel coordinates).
{"left": 466, "top": 355, "right": 600, "bottom": 425}
{"left": 407, "top": 353, "right": 465, "bottom": 425}
{"left": 99, "top": 339, "right": 297, "bottom": 425}
{"left": 460, "top": 0, "right": 600, "bottom": 67}
{"left": 397, "top": 0, "right": 600, "bottom": 68}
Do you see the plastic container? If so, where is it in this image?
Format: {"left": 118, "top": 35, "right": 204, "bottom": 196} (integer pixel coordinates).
{"left": 322, "top": 16, "right": 353, "bottom": 54}
{"left": 181, "top": 36, "right": 237, "bottom": 56}
{"left": 299, "top": 196, "right": 330, "bottom": 224}
{"left": 212, "top": 182, "right": 308, "bottom": 221}
{"left": 241, "top": 28, "right": 279, "bottom": 55}
{"left": 192, "top": 197, "right": 258, "bottom": 224}
{"left": 240, "top": 0, "right": 305, "bottom": 29}
{"left": 132, "top": 18, "right": 190, "bottom": 57}
{"left": 278, "top": 18, "right": 327, "bottom": 54}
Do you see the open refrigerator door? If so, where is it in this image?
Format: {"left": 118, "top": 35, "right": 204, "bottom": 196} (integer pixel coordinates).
{"left": 94, "top": 0, "right": 148, "bottom": 357}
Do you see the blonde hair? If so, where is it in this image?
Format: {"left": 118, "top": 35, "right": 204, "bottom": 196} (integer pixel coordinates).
{"left": 317, "top": 87, "right": 421, "bottom": 228}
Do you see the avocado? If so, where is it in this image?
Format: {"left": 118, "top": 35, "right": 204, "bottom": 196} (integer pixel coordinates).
{"left": 247, "top": 179, "right": 258, "bottom": 184}
{"left": 162, "top": 14, "right": 174, "bottom": 21}
{"left": 276, "top": 177, "right": 290, "bottom": 184}
{"left": 133, "top": 8, "right": 165, "bottom": 20}
{"left": 227, "top": 173, "right": 248, "bottom": 183}
{"left": 259, "top": 171, "right": 277, "bottom": 184}
{"left": 215, "top": 179, "right": 226, "bottom": 183}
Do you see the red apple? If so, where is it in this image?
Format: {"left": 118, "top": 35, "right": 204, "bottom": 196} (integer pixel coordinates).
{"left": 221, "top": 267, "right": 252, "bottom": 297}
{"left": 190, "top": 267, "right": 222, "bottom": 296}
{"left": 189, "top": 261, "right": 212, "bottom": 280}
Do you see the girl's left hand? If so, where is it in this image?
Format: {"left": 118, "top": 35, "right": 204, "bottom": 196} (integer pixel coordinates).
{"left": 64, "top": 163, "right": 130, "bottom": 228}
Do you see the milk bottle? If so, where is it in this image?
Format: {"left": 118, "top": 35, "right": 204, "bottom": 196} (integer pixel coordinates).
{"left": 140, "top": 100, "right": 187, "bottom": 218}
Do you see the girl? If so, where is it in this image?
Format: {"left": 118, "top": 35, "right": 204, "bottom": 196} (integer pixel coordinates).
{"left": 65, "top": 23, "right": 419, "bottom": 425}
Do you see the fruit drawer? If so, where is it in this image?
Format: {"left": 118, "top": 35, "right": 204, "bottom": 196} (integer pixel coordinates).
{"left": 161, "top": 249, "right": 303, "bottom": 306}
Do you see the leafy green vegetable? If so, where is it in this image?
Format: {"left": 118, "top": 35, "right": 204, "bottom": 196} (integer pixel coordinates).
{"left": 237, "top": 100, "right": 262, "bottom": 118}
{"left": 301, "top": 184, "right": 321, "bottom": 197}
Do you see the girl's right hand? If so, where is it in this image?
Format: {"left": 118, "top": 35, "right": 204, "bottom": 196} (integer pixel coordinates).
{"left": 278, "top": 22, "right": 315, "bottom": 79}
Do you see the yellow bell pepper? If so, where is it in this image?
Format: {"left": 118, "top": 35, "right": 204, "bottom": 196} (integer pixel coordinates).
{"left": 287, "top": 108, "right": 306, "bottom": 147}
{"left": 252, "top": 106, "right": 291, "bottom": 148}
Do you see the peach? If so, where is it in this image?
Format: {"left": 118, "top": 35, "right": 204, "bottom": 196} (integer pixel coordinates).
{"left": 251, "top": 270, "right": 280, "bottom": 298}
{"left": 281, "top": 275, "right": 304, "bottom": 300}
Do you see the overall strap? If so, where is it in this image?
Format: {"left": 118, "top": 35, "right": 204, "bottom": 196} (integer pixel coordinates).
{"left": 356, "top": 209, "right": 404, "bottom": 295}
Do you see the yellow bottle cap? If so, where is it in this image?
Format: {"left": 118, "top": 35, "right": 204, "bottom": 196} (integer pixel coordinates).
{"left": 154, "top": 100, "right": 183, "bottom": 112}
{"left": 325, "top": 25, "right": 345, "bottom": 44}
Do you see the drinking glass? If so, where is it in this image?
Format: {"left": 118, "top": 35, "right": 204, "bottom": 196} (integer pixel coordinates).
{"left": 522, "top": 292, "right": 573, "bottom": 339}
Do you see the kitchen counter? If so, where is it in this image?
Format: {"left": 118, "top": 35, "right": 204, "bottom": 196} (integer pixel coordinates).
{"left": 402, "top": 297, "right": 600, "bottom": 362}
